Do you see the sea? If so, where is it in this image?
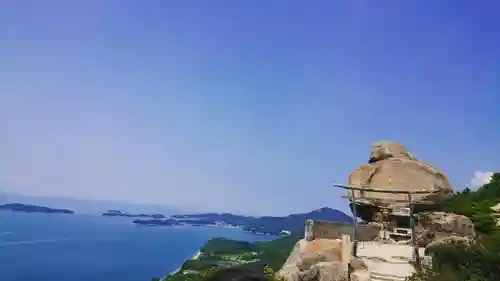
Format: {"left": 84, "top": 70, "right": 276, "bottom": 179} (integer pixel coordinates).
{"left": 0, "top": 212, "right": 274, "bottom": 281}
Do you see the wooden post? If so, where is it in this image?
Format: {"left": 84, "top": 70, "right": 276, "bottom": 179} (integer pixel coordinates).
{"left": 341, "top": 234, "right": 351, "bottom": 273}
{"left": 350, "top": 189, "right": 359, "bottom": 257}
{"left": 304, "top": 219, "right": 314, "bottom": 241}
{"left": 408, "top": 193, "right": 421, "bottom": 268}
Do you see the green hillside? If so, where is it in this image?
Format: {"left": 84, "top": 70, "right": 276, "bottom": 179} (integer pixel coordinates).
{"left": 156, "top": 234, "right": 300, "bottom": 281}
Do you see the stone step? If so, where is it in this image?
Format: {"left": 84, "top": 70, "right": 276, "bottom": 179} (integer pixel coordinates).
{"left": 371, "top": 276, "right": 406, "bottom": 281}
{"left": 371, "top": 271, "right": 407, "bottom": 281}
{"left": 359, "top": 256, "right": 410, "bottom": 264}
{"left": 370, "top": 276, "right": 406, "bottom": 281}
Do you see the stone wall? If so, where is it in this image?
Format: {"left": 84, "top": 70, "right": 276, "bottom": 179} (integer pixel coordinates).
{"left": 304, "top": 220, "right": 379, "bottom": 241}
{"left": 356, "top": 223, "right": 381, "bottom": 241}
{"left": 305, "top": 220, "right": 353, "bottom": 241}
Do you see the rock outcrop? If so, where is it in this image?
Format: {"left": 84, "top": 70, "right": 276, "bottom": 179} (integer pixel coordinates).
{"left": 414, "top": 211, "right": 475, "bottom": 247}
{"left": 300, "top": 262, "right": 348, "bottom": 281}
{"left": 277, "top": 236, "right": 356, "bottom": 281}
{"left": 348, "top": 141, "right": 453, "bottom": 216}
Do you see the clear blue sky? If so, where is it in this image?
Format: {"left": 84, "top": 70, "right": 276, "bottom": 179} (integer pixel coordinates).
{"left": 0, "top": 1, "right": 499, "bottom": 215}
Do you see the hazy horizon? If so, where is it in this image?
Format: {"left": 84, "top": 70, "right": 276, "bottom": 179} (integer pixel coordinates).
{"left": 1, "top": 171, "right": 496, "bottom": 216}
{"left": 0, "top": 190, "right": 340, "bottom": 216}
{"left": 1, "top": 1, "right": 499, "bottom": 216}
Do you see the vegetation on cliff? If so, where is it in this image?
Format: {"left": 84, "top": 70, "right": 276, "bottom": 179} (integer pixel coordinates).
{"left": 442, "top": 173, "right": 500, "bottom": 234}
{"left": 410, "top": 172, "right": 500, "bottom": 281}
{"left": 155, "top": 266, "right": 280, "bottom": 281}
{"left": 205, "top": 266, "right": 279, "bottom": 281}
{"left": 155, "top": 234, "right": 300, "bottom": 281}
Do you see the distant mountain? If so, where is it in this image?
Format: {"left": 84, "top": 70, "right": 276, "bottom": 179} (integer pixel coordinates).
{"left": 140, "top": 207, "right": 352, "bottom": 235}
{"left": 0, "top": 203, "right": 74, "bottom": 214}
{"left": 0, "top": 192, "right": 178, "bottom": 215}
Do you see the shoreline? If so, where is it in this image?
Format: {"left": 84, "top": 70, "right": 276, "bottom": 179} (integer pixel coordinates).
{"left": 166, "top": 249, "right": 202, "bottom": 277}
{"left": 192, "top": 250, "right": 202, "bottom": 260}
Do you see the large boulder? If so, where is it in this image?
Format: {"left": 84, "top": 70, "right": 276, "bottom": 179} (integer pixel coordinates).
{"left": 277, "top": 238, "right": 354, "bottom": 281}
{"left": 279, "top": 238, "right": 342, "bottom": 271}
{"left": 414, "top": 211, "right": 475, "bottom": 247}
{"left": 348, "top": 141, "right": 453, "bottom": 210}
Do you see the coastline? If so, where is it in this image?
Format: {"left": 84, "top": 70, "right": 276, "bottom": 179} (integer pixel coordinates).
{"left": 192, "top": 250, "right": 202, "bottom": 260}
{"left": 166, "top": 249, "right": 202, "bottom": 277}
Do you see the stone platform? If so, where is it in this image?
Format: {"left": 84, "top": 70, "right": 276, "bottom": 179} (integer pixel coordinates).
{"left": 278, "top": 220, "right": 431, "bottom": 281}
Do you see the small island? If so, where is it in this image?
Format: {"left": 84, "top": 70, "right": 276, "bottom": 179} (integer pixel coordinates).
{"left": 101, "top": 210, "right": 165, "bottom": 219}
{"left": 132, "top": 218, "right": 181, "bottom": 226}
{"left": 0, "top": 203, "right": 74, "bottom": 214}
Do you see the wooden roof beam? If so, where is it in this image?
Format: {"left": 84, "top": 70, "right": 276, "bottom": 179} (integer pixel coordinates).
{"left": 333, "top": 183, "right": 439, "bottom": 195}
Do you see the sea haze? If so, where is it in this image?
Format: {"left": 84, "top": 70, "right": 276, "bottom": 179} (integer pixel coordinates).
{"left": 0, "top": 212, "right": 273, "bottom": 281}
{"left": 0, "top": 192, "right": 180, "bottom": 215}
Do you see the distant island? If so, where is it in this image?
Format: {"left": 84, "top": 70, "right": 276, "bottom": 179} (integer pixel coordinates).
{"left": 0, "top": 203, "right": 74, "bottom": 214}
{"left": 101, "top": 210, "right": 165, "bottom": 219}
{"left": 132, "top": 218, "right": 181, "bottom": 226}
{"left": 133, "top": 207, "right": 352, "bottom": 236}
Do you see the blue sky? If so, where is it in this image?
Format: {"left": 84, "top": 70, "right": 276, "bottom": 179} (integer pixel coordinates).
{"left": 0, "top": 1, "right": 499, "bottom": 215}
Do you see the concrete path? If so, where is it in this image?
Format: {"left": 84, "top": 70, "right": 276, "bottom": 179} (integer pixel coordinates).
{"left": 354, "top": 242, "right": 427, "bottom": 281}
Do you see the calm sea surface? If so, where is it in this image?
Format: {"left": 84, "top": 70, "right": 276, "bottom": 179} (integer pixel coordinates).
{"left": 0, "top": 212, "right": 273, "bottom": 281}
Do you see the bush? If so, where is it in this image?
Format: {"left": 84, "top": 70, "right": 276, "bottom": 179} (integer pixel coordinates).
{"left": 201, "top": 238, "right": 258, "bottom": 255}
{"left": 181, "top": 259, "right": 221, "bottom": 272}
{"left": 256, "top": 234, "right": 301, "bottom": 271}
{"left": 423, "top": 236, "right": 500, "bottom": 280}
{"left": 203, "top": 266, "right": 268, "bottom": 281}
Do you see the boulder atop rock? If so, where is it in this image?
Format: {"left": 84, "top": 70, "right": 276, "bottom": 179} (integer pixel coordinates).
{"left": 348, "top": 141, "right": 453, "bottom": 212}
{"left": 369, "top": 141, "right": 416, "bottom": 163}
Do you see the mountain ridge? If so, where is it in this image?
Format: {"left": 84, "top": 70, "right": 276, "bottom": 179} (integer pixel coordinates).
{"left": 135, "top": 207, "right": 352, "bottom": 235}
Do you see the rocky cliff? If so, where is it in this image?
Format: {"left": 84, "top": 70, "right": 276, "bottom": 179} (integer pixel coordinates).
{"left": 277, "top": 226, "right": 356, "bottom": 281}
